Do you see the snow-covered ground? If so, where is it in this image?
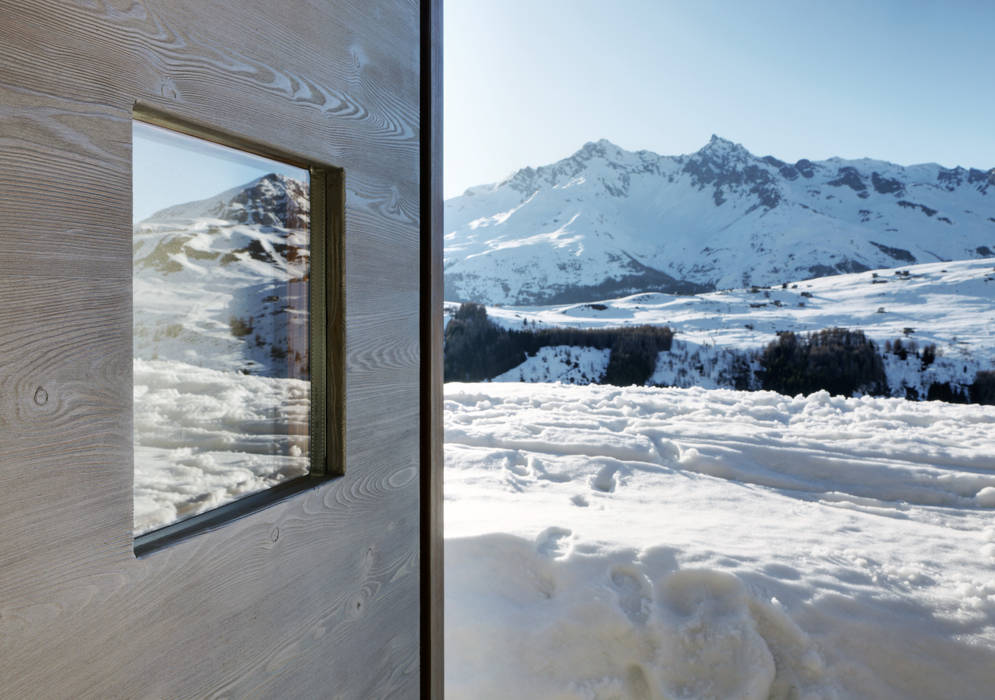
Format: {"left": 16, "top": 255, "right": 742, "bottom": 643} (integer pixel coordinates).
{"left": 492, "top": 346, "right": 612, "bottom": 385}
{"left": 448, "top": 257, "right": 995, "bottom": 396}
{"left": 133, "top": 359, "right": 309, "bottom": 534}
{"left": 445, "top": 382, "right": 995, "bottom": 699}
{"left": 471, "top": 257, "right": 995, "bottom": 359}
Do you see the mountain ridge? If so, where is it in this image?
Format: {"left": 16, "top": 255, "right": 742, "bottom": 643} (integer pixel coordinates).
{"left": 133, "top": 173, "right": 310, "bottom": 378}
{"left": 445, "top": 137, "right": 995, "bottom": 304}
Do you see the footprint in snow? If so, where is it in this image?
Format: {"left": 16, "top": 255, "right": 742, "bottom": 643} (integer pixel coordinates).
{"left": 982, "top": 528, "right": 995, "bottom": 559}
{"left": 655, "top": 569, "right": 776, "bottom": 700}
{"left": 530, "top": 455, "right": 572, "bottom": 483}
{"left": 624, "top": 664, "right": 653, "bottom": 700}
{"left": 651, "top": 436, "right": 681, "bottom": 465}
{"left": 591, "top": 464, "right": 618, "bottom": 493}
{"left": 610, "top": 566, "right": 652, "bottom": 625}
{"left": 762, "top": 563, "right": 802, "bottom": 581}
{"left": 505, "top": 454, "right": 529, "bottom": 477}
{"left": 536, "top": 526, "right": 572, "bottom": 560}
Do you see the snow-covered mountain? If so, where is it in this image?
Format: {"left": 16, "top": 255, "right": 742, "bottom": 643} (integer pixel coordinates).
{"left": 133, "top": 172, "right": 311, "bottom": 379}
{"left": 132, "top": 172, "right": 312, "bottom": 533}
{"left": 445, "top": 137, "right": 995, "bottom": 304}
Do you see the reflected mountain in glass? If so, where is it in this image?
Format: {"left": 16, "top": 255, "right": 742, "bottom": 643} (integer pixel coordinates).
{"left": 132, "top": 121, "right": 311, "bottom": 535}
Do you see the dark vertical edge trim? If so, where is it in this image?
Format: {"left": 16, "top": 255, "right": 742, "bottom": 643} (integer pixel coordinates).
{"left": 310, "top": 164, "right": 346, "bottom": 478}
{"left": 326, "top": 168, "right": 347, "bottom": 477}
{"left": 310, "top": 167, "right": 328, "bottom": 475}
{"left": 420, "top": 0, "right": 444, "bottom": 697}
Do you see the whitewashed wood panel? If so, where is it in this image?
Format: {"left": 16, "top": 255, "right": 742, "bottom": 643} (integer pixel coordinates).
{"left": 0, "top": 0, "right": 422, "bottom": 696}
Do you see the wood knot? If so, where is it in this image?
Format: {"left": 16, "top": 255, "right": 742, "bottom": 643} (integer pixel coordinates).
{"left": 33, "top": 386, "right": 48, "bottom": 406}
{"left": 270, "top": 527, "right": 280, "bottom": 542}
{"left": 348, "top": 594, "right": 365, "bottom": 618}
{"left": 158, "top": 77, "right": 178, "bottom": 100}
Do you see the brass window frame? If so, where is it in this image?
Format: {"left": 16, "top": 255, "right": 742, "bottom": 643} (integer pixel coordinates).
{"left": 131, "top": 104, "right": 345, "bottom": 557}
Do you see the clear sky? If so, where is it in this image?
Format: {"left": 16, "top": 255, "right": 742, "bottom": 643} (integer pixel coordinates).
{"left": 133, "top": 122, "right": 307, "bottom": 222}
{"left": 444, "top": 0, "right": 995, "bottom": 199}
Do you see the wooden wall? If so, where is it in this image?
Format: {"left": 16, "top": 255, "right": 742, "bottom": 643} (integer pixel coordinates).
{"left": 0, "top": 1, "right": 423, "bottom": 697}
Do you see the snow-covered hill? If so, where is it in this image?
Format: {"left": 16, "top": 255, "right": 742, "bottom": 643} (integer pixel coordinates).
{"left": 133, "top": 172, "right": 310, "bottom": 379}
{"left": 133, "top": 173, "right": 312, "bottom": 533}
{"left": 450, "top": 257, "right": 995, "bottom": 398}
{"left": 445, "top": 137, "right": 995, "bottom": 304}
{"left": 445, "top": 382, "right": 995, "bottom": 699}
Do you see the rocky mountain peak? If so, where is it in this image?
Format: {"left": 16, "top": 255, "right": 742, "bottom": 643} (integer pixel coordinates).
{"left": 141, "top": 173, "right": 309, "bottom": 229}
{"left": 221, "top": 173, "right": 309, "bottom": 229}
{"left": 695, "top": 135, "right": 752, "bottom": 162}
{"left": 681, "top": 135, "right": 780, "bottom": 209}
{"left": 500, "top": 139, "right": 636, "bottom": 196}
{"left": 576, "top": 138, "right": 625, "bottom": 160}
{"left": 134, "top": 173, "right": 311, "bottom": 281}
{"left": 443, "top": 137, "right": 995, "bottom": 306}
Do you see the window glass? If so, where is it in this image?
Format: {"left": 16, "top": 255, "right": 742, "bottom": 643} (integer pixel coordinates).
{"left": 132, "top": 121, "right": 311, "bottom": 535}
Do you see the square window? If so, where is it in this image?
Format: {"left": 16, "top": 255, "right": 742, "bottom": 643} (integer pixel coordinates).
{"left": 131, "top": 113, "right": 342, "bottom": 551}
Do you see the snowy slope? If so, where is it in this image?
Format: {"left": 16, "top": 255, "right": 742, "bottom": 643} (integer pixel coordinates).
{"left": 445, "top": 137, "right": 995, "bottom": 304}
{"left": 491, "top": 346, "right": 612, "bottom": 385}
{"left": 457, "top": 256, "right": 995, "bottom": 397}
{"left": 133, "top": 173, "right": 312, "bottom": 533}
{"left": 133, "top": 173, "right": 310, "bottom": 378}
{"left": 445, "top": 382, "right": 995, "bottom": 699}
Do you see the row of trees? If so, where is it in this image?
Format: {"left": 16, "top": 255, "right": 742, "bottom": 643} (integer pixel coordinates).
{"left": 444, "top": 304, "right": 995, "bottom": 404}
{"left": 922, "top": 371, "right": 995, "bottom": 405}
{"left": 758, "top": 328, "right": 888, "bottom": 397}
{"left": 443, "top": 303, "right": 672, "bottom": 385}
{"left": 754, "top": 329, "right": 995, "bottom": 403}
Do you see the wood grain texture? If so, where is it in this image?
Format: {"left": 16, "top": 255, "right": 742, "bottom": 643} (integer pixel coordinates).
{"left": 0, "top": 0, "right": 424, "bottom": 697}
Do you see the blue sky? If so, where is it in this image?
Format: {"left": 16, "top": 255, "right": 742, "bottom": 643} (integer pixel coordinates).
{"left": 444, "top": 0, "right": 995, "bottom": 198}
{"left": 133, "top": 122, "right": 307, "bottom": 222}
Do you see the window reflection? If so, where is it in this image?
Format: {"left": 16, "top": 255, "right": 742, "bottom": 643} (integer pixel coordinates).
{"left": 132, "top": 121, "right": 311, "bottom": 535}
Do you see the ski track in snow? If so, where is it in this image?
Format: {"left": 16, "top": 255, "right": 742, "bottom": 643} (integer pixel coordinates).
{"left": 445, "top": 382, "right": 995, "bottom": 699}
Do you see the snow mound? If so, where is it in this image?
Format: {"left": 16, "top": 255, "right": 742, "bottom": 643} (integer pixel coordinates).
{"left": 134, "top": 359, "right": 308, "bottom": 533}
{"left": 445, "top": 383, "right": 995, "bottom": 698}
{"left": 446, "top": 536, "right": 843, "bottom": 699}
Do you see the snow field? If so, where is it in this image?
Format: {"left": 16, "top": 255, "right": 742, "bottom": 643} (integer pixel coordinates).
{"left": 133, "top": 359, "right": 309, "bottom": 534}
{"left": 457, "top": 257, "right": 995, "bottom": 397}
{"left": 445, "top": 382, "right": 995, "bottom": 699}
{"left": 133, "top": 218, "right": 310, "bottom": 378}
{"left": 492, "top": 346, "right": 612, "bottom": 384}
{"left": 479, "top": 257, "right": 995, "bottom": 360}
